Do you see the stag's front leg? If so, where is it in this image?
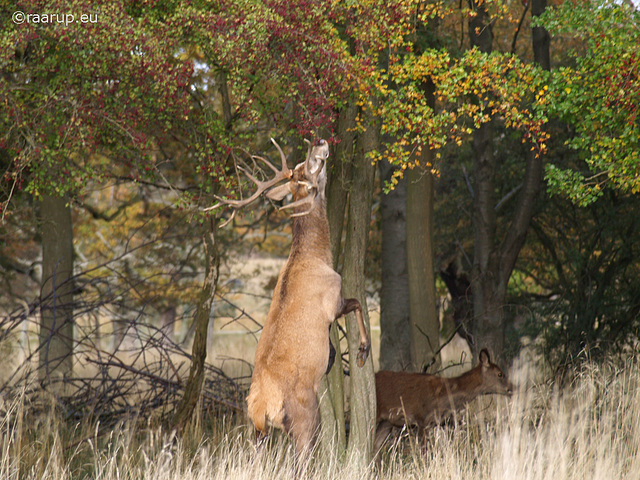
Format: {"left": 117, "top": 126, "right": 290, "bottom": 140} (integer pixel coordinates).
{"left": 326, "top": 324, "right": 336, "bottom": 374}
{"left": 337, "top": 298, "right": 371, "bottom": 367}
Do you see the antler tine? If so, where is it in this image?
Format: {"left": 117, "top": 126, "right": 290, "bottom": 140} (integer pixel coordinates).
{"left": 202, "top": 202, "right": 222, "bottom": 212}
{"left": 252, "top": 155, "right": 280, "bottom": 175}
{"left": 218, "top": 209, "right": 237, "bottom": 227}
{"left": 278, "top": 192, "right": 317, "bottom": 217}
{"left": 270, "top": 137, "right": 290, "bottom": 172}
{"left": 303, "top": 138, "right": 313, "bottom": 150}
{"left": 212, "top": 141, "right": 293, "bottom": 212}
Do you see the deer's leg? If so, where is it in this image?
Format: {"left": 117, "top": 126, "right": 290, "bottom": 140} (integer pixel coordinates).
{"left": 337, "top": 298, "right": 371, "bottom": 367}
{"left": 283, "top": 394, "right": 320, "bottom": 461}
{"left": 255, "top": 428, "right": 270, "bottom": 451}
{"left": 373, "top": 420, "right": 394, "bottom": 460}
{"left": 326, "top": 325, "right": 336, "bottom": 374}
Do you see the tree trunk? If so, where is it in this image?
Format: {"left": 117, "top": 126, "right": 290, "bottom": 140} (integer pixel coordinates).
{"left": 172, "top": 216, "right": 219, "bottom": 431}
{"left": 344, "top": 114, "right": 378, "bottom": 463}
{"left": 406, "top": 162, "right": 440, "bottom": 372}
{"left": 378, "top": 160, "right": 411, "bottom": 371}
{"left": 407, "top": 78, "right": 440, "bottom": 373}
{"left": 531, "top": 0, "right": 551, "bottom": 71}
{"left": 160, "top": 306, "right": 177, "bottom": 343}
{"left": 326, "top": 103, "right": 357, "bottom": 262}
{"left": 39, "top": 194, "right": 74, "bottom": 395}
{"left": 470, "top": 119, "right": 501, "bottom": 358}
{"left": 468, "top": 0, "right": 502, "bottom": 360}
{"left": 319, "top": 104, "right": 357, "bottom": 457}
{"left": 468, "top": 0, "right": 493, "bottom": 54}
{"left": 468, "top": 0, "right": 548, "bottom": 362}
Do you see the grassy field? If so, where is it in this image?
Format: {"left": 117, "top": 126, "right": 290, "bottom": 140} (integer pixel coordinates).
{"left": 2, "top": 357, "right": 639, "bottom": 480}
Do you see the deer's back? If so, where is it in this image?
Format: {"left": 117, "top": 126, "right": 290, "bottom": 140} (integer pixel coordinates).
{"left": 375, "top": 370, "right": 455, "bottom": 428}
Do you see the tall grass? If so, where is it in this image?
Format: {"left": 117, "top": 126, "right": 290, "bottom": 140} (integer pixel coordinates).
{"left": 2, "top": 359, "right": 640, "bottom": 479}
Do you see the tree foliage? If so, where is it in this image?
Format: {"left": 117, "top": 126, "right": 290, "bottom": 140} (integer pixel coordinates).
{"left": 539, "top": 0, "right": 640, "bottom": 205}
{"left": 371, "top": 47, "right": 549, "bottom": 189}
{"left": 0, "top": 0, "right": 202, "bottom": 207}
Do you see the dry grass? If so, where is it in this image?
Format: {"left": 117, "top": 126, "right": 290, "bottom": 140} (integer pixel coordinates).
{"left": 2, "top": 358, "right": 640, "bottom": 480}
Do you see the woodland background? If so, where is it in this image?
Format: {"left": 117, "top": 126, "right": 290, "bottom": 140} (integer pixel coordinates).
{"left": 1, "top": 0, "right": 639, "bottom": 475}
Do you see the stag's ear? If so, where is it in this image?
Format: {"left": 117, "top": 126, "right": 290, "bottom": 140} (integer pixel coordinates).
{"left": 306, "top": 155, "right": 325, "bottom": 176}
{"left": 306, "top": 140, "right": 329, "bottom": 175}
{"left": 266, "top": 182, "right": 293, "bottom": 201}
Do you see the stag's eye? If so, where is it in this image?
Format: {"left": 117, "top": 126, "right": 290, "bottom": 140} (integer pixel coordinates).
{"left": 498, "top": 373, "right": 503, "bottom": 378}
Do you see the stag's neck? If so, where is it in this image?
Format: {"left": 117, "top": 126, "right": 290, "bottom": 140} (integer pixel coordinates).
{"left": 290, "top": 198, "right": 332, "bottom": 266}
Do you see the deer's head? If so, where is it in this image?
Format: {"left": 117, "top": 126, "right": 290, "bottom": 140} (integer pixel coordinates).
{"left": 477, "top": 348, "right": 514, "bottom": 396}
{"left": 209, "top": 138, "right": 329, "bottom": 224}
{"left": 265, "top": 139, "right": 329, "bottom": 217}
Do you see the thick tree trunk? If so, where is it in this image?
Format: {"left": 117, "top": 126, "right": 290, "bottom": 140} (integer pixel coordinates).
{"left": 406, "top": 162, "right": 440, "bottom": 372}
{"left": 468, "top": 0, "right": 493, "bottom": 53}
{"left": 39, "top": 195, "right": 74, "bottom": 394}
{"left": 473, "top": 146, "right": 543, "bottom": 362}
{"left": 378, "top": 160, "right": 411, "bottom": 371}
{"left": 172, "top": 216, "right": 219, "bottom": 431}
{"left": 531, "top": 0, "right": 551, "bottom": 71}
{"left": 407, "top": 79, "right": 440, "bottom": 373}
{"left": 468, "top": 0, "right": 548, "bottom": 362}
{"left": 470, "top": 119, "right": 502, "bottom": 358}
{"left": 468, "top": 0, "right": 503, "bottom": 360}
{"left": 344, "top": 115, "right": 378, "bottom": 463}
{"left": 326, "top": 103, "right": 357, "bottom": 257}
{"left": 319, "top": 104, "right": 357, "bottom": 457}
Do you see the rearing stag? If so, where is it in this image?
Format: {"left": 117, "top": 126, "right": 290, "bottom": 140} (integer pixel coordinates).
{"left": 212, "top": 138, "right": 371, "bottom": 457}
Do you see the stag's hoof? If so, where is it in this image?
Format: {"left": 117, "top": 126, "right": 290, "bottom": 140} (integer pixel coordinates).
{"left": 357, "top": 342, "right": 371, "bottom": 367}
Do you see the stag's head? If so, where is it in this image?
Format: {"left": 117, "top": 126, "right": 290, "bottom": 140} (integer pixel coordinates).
{"left": 209, "top": 138, "right": 329, "bottom": 224}
{"left": 266, "top": 139, "right": 329, "bottom": 216}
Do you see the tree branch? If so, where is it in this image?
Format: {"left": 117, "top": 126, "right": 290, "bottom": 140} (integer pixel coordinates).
{"left": 495, "top": 183, "right": 523, "bottom": 212}
{"left": 499, "top": 150, "right": 542, "bottom": 284}
{"left": 75, "top": 197, "right": 140, "bottom": 222}
{"left": 511, "top": 1, "right": 531, "bottom": 55}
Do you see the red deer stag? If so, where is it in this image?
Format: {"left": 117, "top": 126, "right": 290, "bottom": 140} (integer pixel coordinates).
{"left": 212, "top": 138, "right": 371, "bottom": 457}
{"left": 374, "top": 349, "right": 513, "bottom": 454}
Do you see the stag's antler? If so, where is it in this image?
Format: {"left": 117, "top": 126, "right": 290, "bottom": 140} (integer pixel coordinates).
{"left": 204, "top": 138, "right": 293, "bottom": 222}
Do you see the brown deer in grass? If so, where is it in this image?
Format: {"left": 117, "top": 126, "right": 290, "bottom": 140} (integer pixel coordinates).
{"left": 374, "top": 349, "right": 513, "bottom": 454}
{"left": 211, "top": 138, "right": 371, "bottom": 458}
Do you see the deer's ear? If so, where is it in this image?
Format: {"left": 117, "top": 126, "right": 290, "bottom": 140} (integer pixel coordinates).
{"left": 266, "top": 182, "right": 292, "bottom": 201}
{"left": 479, "top": 349, "right": 491, "bottom": 367}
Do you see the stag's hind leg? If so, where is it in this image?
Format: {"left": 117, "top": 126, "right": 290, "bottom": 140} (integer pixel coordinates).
{"left": 282, "top": 392, "right": 321, "bottom": 460}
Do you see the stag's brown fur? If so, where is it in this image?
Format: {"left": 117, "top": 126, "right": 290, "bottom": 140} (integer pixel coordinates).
{"left": 241, "top": 140, "right": 370, "bottom": 457}
{"left": 374, "top": 349, "right": 513, "bottom": 454}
